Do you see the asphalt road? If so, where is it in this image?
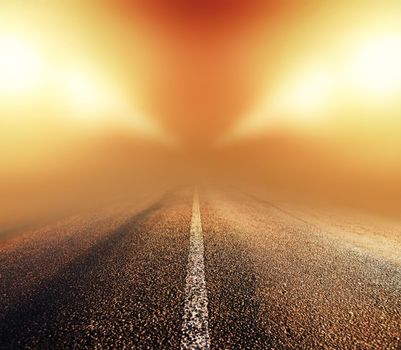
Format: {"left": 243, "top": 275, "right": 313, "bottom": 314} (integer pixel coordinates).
{"left": 0, "top": 188, "right": 400, "bottom": 349}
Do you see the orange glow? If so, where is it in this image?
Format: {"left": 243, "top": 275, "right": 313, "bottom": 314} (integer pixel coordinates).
{"left": 0, "top": 2, "right": 163, "bottom": 138}
{"left": 225, "top": 5, "right": 401, "bottom": 146}
{"left": 1, "top": 0, "right": 401, "bottom": 222}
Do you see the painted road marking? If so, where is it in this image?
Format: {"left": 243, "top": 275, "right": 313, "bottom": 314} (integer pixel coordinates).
{"left": 181, "top": 189, "right": 210, "bottom": 350}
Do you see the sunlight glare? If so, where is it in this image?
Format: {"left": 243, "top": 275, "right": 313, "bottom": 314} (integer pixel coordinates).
{"left": 0, "top": 34, "right": 44, "bottom": 95}
{"left": 279, "top": 69, "right": 334, "bottom": 119}
{"left": 60, "top": 68, "right": 120, "bottom": 120}
{"left": 351, "top": 35, "right": 401, "bottom": 98}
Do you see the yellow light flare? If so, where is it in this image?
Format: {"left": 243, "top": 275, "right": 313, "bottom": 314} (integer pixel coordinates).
{"left": 59, "top": 67, "right": 120, "bottom": 120}
{"left": 276, "top": 68, "right": 334, "bottom": 121}
{"left": 351, "top": 34, "right": 401, "bottom": 99}
{"left": 0, "top": 34, "right": 45, "bottom": 95}
{"left": 219, "top": 66, "right": 336, "bottom": 144}
{"left": 225, "top": 31, "right": 401, "bottom": 143}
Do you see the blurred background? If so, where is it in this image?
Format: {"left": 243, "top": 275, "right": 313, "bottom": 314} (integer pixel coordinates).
{"left": 2, "top": 0, "right": 401, "bottom": 234}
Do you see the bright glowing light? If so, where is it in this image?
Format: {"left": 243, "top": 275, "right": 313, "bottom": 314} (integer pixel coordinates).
{"left": 351, "top": 35, "right": 401, "bottom": 97}
{"left": 275, "top": 68, "right": 334, "bottom": 121}
{"left": 60, "top": 68, "right": 120, "bottom": 120}
{"left": 221, "top": 68, "right": 335, "bottom": 143}
{"left": 0, "top": 34, "right": 44, "bottom": 95}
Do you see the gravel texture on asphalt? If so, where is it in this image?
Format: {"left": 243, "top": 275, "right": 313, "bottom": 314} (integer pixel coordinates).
{"left": 0, "top": 189, "right": 192, "bottom": 349}
{"left": 201, "top": 190, "right": 400, "bottom": 349}
{"left": 0, "top": 188, "right": 400, "bottom": 349}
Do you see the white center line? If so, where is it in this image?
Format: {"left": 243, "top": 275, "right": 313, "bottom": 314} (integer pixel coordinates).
{"left": 181, "top": 188, "right": 210, "bottom": 350}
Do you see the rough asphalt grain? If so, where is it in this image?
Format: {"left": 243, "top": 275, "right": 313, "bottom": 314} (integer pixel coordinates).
{"left": 0, "top": 188, "right": 400, "bottom": 349}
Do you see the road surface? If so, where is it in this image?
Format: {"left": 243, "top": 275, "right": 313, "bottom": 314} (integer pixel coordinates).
{"left": 0, "top": 188, "right": 400, "bottom": 349}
